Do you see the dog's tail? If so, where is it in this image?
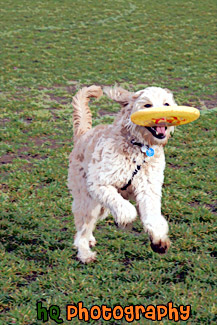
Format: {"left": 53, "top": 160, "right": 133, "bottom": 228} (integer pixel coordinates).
{"left": 72, "top": 85, "right": 103, "bottom": 141}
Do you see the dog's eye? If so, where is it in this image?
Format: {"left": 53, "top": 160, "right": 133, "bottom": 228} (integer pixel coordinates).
{"left": 164, "top": 103, "right": 170, "bottom": 106}
{"left": 144, "top": 104, "right": 152, "bottom": 108}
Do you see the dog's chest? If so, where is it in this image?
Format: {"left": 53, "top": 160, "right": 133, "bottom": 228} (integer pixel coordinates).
{"left": 117, "top": 158, "right": 149, "bottom": 200}
{"left": 116, "top": 151, "right": 151, "bottom": 188}
{"left": 116, "top": 145, "right": 163, "bottom": 191}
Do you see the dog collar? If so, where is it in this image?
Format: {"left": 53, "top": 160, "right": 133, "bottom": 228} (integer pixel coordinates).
{"left": 131, "top": 140, "right": 155, "bottom": 157}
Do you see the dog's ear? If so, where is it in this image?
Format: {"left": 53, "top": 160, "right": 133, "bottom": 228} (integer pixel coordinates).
{"left": 164, "top": 88, "right": 173, "bottom": 94}
{"left": 103, "top": 86, "right": 136, "bottom": 107}
{"left": 164, "top": 88, "right": 176, "bottom": 105}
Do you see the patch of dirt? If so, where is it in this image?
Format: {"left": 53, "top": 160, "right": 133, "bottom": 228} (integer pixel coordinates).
{"left": 180, "top": 99, "right": 198, "bottom": 107}
{"left": 37, "top": 85, "right": 58, "bottom": 91}
{"left": 16, "top": 86, "right": 31, "bottom": 91}
{"left": 189, "top": 201, "right": 216, "bottom": 214}
{"left": 61, "top": 227, "right": 68, "bottom": 232}
{"left": 23, "top": 271, "right": 45, "bottom": 284}
{"left": 38, "top": 83, "right": 78, "bottom": 95}
{"left": 122, "top": 258, "right": 133, "bottom": 267}
{"left": 25, "top": 137, "right": 65, "bottom": 150}
{"left": 200, "top": 94, "right": 217, "bottom": 109}
{"left": 49, "top": 111, "right": 60, "bottom": 120}
{"left": 47, "top": 93, "right": 69, "bottom": 104}
{"left": 15, "top": 145, "right": 49, "bottom": 160}
{"left": 0, "top": 118, "right": 10, "bottom": 126}
{"left": 17, "top": 145, "right": 32, "bottom": 153}
{"left": 29, "top": 137, "right": 47, "bottom": 146}
{"left": 0, "top": 153, "right": 15, "bottom": 164}
{"left": 182, "top": 94, "right": 217, "bottom": 110}
{"left": 167, "top": 162, "right": 182, "bottom": 169}
{"left": 202, "top": 100, "right": 217, "bottom": 109}
{"left": 12, "top": 137, "right": 66, "bottom": 162}
{"left": 173, "top": 77, "right": 183, "bottom": 81}
{"left": 0, "top": 183, "right": 9, "bottom": 192}
{"left": 0, "top": 144, "right": 50, "bottom": 164}
{"left": 203, "top": 203, "right": 217, "bottom": 214}
{"left": 189, "top": 201, "right": 200, "bottom": 208}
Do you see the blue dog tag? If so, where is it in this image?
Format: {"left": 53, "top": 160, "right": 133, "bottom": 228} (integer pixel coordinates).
{"left": 146, "top": 147, "right": 155, "bottom": 157}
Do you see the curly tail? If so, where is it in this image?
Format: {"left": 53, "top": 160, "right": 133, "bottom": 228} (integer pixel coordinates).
{"left": 72, "top": 85, "right": 103, "bottom": 142}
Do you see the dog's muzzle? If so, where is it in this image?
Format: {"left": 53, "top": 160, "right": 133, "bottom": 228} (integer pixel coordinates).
{"left": 146, "top": 126, "right": 167, "bottom": 139}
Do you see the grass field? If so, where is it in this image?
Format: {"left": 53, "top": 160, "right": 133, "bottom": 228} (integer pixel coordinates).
{"left": 0, "top": 0, "right": 216, "bottom": 324}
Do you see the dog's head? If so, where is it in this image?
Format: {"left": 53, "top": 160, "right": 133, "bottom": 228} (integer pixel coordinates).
{"left": 104, "top": 86, "right": 176, "bottom": 146}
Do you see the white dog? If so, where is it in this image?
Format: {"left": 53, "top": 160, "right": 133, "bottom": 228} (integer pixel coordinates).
{"left": 68, "top": 85, "right": 176, "bottom": 263}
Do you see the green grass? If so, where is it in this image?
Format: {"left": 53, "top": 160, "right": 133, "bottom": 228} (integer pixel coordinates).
{"left": 0, "top": 0, "right": 216, "bottom": 324}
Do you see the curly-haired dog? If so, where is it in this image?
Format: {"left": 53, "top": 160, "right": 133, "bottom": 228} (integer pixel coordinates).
{"left": 68, "top": 85, "right": 176, "bottom": 263}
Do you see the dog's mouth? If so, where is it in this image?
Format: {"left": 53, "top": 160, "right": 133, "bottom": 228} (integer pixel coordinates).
{"left": 146, "top": 126, "right": 167, "bottom": 139}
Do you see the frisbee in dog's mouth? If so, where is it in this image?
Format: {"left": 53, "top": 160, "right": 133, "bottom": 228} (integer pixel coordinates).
{"left": 131, "top": 106, "right": 200, "bottom": 127}
{"left": 146, "top": 126, "right": 167, "bottom": 139}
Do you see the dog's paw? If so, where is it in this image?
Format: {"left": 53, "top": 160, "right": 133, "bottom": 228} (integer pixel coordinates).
{"left": 77, "top": 251, "right": 97, "bottom": 264}
{"left": 150, "top": 236, "right": 171, "bottom": 254}
{"left": 115, "top": 202, "right": 137, "bottom": 226}
{"left": 89, "top": 235, "right": 96, "bottom": 248}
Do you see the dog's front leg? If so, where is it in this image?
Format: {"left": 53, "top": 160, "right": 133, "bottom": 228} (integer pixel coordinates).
{"left": 135, "top": 176, "right": 171, "bottom": 254}
{"left": 88, "top": 184, "right": 137, "bottom": 226}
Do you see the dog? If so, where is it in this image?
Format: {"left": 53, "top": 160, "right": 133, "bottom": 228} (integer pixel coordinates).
{"left": 68, "top": 85, "right": 176, "bottom": 263}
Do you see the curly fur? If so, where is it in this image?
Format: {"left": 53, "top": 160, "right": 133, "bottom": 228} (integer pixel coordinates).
{"left": 68, "top": 85, "right": 176, "bottom": 263}
{"left": 72, "top": 85, "right": 103, "bottom": 142}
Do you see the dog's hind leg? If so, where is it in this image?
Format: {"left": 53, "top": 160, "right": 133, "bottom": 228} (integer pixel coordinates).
{"left": 73, "top": 199, "right": 101, "bottom": 263}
